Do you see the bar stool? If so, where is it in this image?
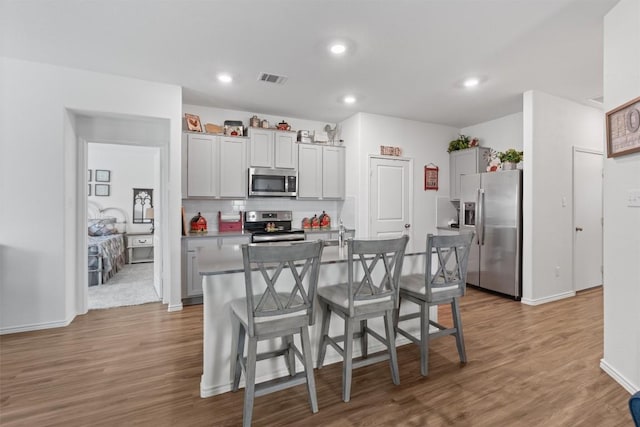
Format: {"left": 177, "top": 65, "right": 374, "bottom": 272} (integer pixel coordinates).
{"left": 229, "top": 241, "right": 324, "bottom": 427}
{"left": 395, "top": 233, "right": 474, "bottom": 376}
{"left": 316, "top": 235, "right": 409, "bottom": 402}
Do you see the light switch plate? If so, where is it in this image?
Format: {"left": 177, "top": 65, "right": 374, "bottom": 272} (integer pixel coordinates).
{"left": 628, "top": 189, "right": 640, "bottom": 207}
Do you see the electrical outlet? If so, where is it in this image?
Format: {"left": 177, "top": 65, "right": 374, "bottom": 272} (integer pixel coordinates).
{"left": 555, "top": 266, "right": 560, "bottom": 277}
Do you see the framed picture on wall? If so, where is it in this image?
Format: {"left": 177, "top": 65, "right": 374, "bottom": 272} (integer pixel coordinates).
{"left": 88, "top": 184, "right": 92, "bottom": 196}
{"left": 95, "top": 184, "right": 110, "bottom": 196}
{"left": 95, "top": 170, "right": 111, "bottom": 182}
{"left": 96, "top": 169, "right": 111, "bottom": 182}
{"left": 606, "top": 96, "right": 640, "bottom": 158}
{"left": 88, "top": 169, "right": 92, "bottom": 182}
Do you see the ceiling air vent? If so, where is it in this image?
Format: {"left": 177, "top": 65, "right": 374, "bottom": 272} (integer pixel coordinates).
{"left": 258, "top": 72, "right": 288, "bottom": 85}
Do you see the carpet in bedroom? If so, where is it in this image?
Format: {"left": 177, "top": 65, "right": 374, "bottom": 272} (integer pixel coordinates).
{"left": 88, "top": 263, "right": 160, "bottom": 310}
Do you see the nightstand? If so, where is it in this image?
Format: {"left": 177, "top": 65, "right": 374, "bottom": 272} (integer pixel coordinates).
{"left": 126, "top": 233, "right": 154, "bottom": 264}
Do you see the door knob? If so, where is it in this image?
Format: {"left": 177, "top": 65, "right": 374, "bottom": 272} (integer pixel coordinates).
{"left": 404, "top": 224, "right": 411, "bottom": 229}
{"left": 575, "top": 227, "right": 583, "bottom": 232}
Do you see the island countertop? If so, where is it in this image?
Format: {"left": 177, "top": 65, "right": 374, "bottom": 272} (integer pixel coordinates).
{"left": 197, "top": 238, "right": 427, "bottom": 276}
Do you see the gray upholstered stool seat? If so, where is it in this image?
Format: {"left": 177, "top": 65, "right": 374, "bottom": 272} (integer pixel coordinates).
{"left": 230, "top": 241, "right": 324, "bottom": 427}
{"left": 395, "top": 232, "right": 474, "bottom": 377}
{"left": 316, "top": 235, "right": 409, "bottom": 403}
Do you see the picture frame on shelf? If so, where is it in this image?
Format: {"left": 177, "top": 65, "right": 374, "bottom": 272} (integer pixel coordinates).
{"left": 185, "top": 113, "right": 203, "bottom": 132}
{"left": 606, "top": 96, "right": 640, "bottom": 158}
{"left": 95, "top": 169, "right": 111, "bottom": 182}
{"left": 95, "top": 184, "right": 110, "bottom": 197}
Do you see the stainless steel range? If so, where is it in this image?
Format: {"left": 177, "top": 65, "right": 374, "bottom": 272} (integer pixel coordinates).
{"left": 244, "top": 211, "right": 305, "bottom": 243}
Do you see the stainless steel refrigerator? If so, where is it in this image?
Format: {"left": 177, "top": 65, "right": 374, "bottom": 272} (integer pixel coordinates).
{"left": 459, "top": 170, "right": 522, "bottom": 298}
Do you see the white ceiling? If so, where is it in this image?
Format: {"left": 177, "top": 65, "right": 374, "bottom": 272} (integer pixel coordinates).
{"left": 0, "top": 0, "right": 618, "bottom": 128}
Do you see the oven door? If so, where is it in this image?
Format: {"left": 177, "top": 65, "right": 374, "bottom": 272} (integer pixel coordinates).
{"left": 248, "top": 168, "right": 297, "bottom": 197}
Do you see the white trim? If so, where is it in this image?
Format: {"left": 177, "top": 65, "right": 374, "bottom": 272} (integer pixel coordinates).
{"left": 0, "top": 317, "right": 74, "bottom": 335}
{"left": 521, "top": 290, "right": 575, "bottom": 306}
{"left": 600, "top": 358, "right": 640, "bottom": 394}
{"left": 571, "top": 146, "right": 603, "bottom": 293}
{"left": 167, "top": 303, "right": 183, "bottom": 312}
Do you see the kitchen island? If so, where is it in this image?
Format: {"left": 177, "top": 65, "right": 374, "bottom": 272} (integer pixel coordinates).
{"left": 198, "top": 238, "right": 431, "bottom": 398}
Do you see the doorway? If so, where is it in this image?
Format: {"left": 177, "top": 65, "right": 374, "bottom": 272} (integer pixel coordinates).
{"left": 368, "top": 156, "right": 412, "bottom": 239}
{"left": 87, "top": 142, "right": 161, "bottom": 309}
{"left": 572, "top": 147, "right": 603, "bottom": 291}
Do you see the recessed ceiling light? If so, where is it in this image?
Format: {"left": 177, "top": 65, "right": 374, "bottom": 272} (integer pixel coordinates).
{"left": 343, "top": 95, "right": 356, "bottom": 104}
{"left": 463, "top": 77, "right": 480, "bottom": 88}
{"left": 330, "top": 43, "right": 347, "bottom": 55}
{"left": 217, "top": 73, "right": 233, "bottom": 83}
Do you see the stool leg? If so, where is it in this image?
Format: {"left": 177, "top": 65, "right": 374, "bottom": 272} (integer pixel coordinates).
{"left": 300, "top": 326, "right": 319, "bottom": 413}
{"left": 384, "top": 310, "right": 400, "bottom": 385}
{"left": 242, "top": 336, "right": 258, "bottom": 427}
{"left": 419, "top": 302, "right": 429, "bottom": 377}
{"left": 342, "top": 318, "right": 355, "bottom": 402}
{"left": 452, "top": 298, "right": 467, "bottom": 364}
{"left": 284, "top": 335, "right": 296, "bottom": 376}
{"left": 232, "top": 320, "right": 246, "bottom": 392}
{"left": 317, "top": 301, "right": 331, "bottom": 369}
{"left": 360, "top": 319, "right": 368, "bottom": 358}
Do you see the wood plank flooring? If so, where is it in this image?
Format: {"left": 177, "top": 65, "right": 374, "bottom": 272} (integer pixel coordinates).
{"left": 0, "top": 287, "right": 632, "bottom": 426}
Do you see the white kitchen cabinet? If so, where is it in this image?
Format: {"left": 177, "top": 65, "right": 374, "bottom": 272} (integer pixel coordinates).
{"left": 297, "top": 143, "right": 345, "bottom": 200}
{"left": 248, "top": 128, "right": 297, "bottom": 169}
{"left": 182, "top": 235, "right": 250, "bottom": 300}
{"left": 449, "top": 147, "right": 490, "bottom": 200}
{"left": 186, "top": 133, "right": 247, "bottom": 198}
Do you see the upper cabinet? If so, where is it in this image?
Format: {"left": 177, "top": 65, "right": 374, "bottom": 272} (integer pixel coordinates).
{"left": 449, "top": 147, "right": 490, "bottom": 200}
{"left": 185, "top": 133, "right": 247, "bottom": 198}
{"left": 249, "top": 128, "right": 297, "bottom": 169}
{"left": 298, "top": 143, "right": 345, "bottom": 200}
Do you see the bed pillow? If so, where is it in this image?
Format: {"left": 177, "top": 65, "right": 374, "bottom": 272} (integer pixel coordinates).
{"left": 88, "top": 218, "right": 118, "bottom": 236}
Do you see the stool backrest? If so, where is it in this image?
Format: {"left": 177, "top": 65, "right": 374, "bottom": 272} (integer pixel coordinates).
{"left": 347, "top": 235, "right": 409, "bottom": 314}
{"left": 425, "top": 233, "right": 474, "bottom": 303}
{"left": 242, "top": 241, "right": 324, "bottom": 335}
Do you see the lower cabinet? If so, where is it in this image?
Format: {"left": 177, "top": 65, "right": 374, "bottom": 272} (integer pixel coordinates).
{"left": 182, "top": 236, "right": 250, "bottom": 303}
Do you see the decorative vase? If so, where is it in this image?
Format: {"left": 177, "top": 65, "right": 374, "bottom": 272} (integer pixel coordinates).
{"left": 502, "top": 162, "right": 516, "bottom": 170}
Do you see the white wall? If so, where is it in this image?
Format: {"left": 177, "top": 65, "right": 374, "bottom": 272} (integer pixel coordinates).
{"left": 461, "top": 112, "right": 524, "bottom": 153}
{"left": 0, "top": 57, "right": 183, "bottom": 333}
{"left": 341, "top": 112, "right": 459, "bottom": 245}
{"left": 88, "top": 143, "right": 156, "bottom": 234}
{"left": 601, "top": 0, "right": 640, "bottom": 394}
{"left": 522, "top": 90, "right": 604, "bottom": 305}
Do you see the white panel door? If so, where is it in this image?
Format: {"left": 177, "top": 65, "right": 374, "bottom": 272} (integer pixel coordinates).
{"left": 573, "top": 148, "right": 603, "bottom": 291}
{"left": 369, "top": 157, "right": 411, "bottom": 239}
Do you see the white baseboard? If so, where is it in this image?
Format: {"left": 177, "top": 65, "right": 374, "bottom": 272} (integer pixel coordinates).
{"left": 521, "top": 290, "right": 575, "bottom": 306}
{"left": 167, "top": 302, "right": 183, "bottom": 312}
{"left": 600, "top": 358, "right": 639, "bottom": 394}
{"left": 0, "top": 317, "right": 73, "bottom": 335}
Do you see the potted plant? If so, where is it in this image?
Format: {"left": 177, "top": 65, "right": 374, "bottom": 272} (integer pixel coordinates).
{"left": 447, "top": 134, "right": 471, "bottom": 153}
{"left": 497, "top": 149, "right": 523, "bottom": 169}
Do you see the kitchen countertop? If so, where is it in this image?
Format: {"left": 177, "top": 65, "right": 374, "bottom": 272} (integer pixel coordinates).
{"left": 198, "top": 237, "right": 424, "bottom": 276}
{"left": 183, "top": 227, "right": 354, "bottom": 239}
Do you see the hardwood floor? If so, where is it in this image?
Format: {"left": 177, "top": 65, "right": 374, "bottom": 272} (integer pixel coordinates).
{"left": 0, "top": 287, "right": 631, "bottom": 426}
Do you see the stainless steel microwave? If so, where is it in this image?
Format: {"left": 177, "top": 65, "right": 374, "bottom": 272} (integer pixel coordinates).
{"left": 248, "top": 168, "right": 297, "bottom": 197}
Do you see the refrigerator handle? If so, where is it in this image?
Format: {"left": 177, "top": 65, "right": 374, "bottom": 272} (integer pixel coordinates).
{"left": 478, "top": 188, "right": 485, "bottom": 245}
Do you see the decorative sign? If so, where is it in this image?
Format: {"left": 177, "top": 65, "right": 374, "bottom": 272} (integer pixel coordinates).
{"left": 380, "top": 145, "right": 402, "bottom": 156}
{"left": 424, "top": 164, "right": 439, "bottom": 191}
{"left": 606, "top": 96, "right": 640, "bottom": 158}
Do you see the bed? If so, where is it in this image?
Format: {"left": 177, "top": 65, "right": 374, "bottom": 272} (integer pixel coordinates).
{"left": 88, "top": 217, "right": 127, "bottom": 286}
